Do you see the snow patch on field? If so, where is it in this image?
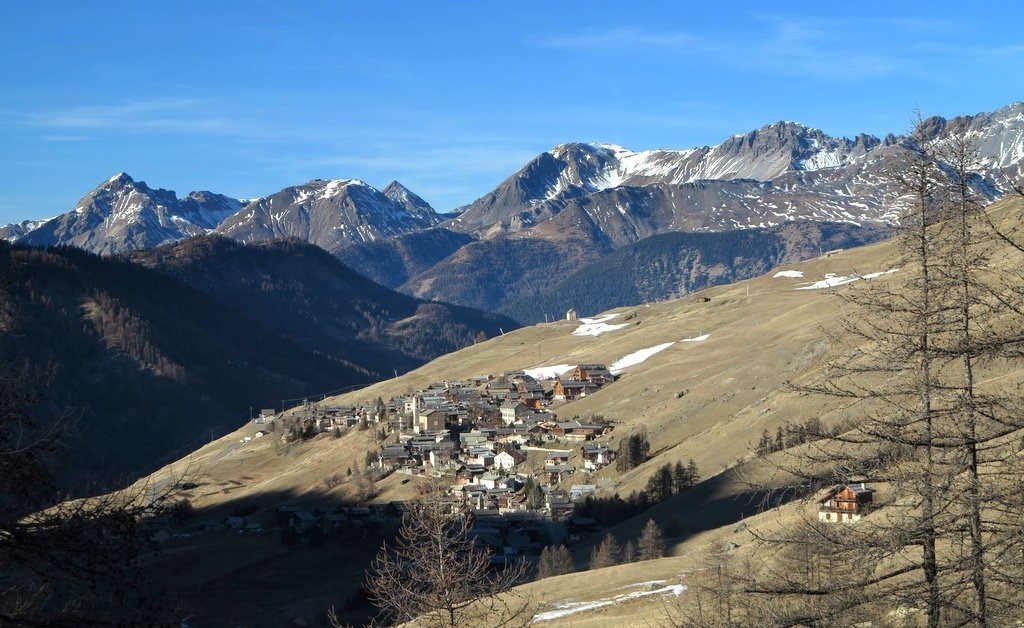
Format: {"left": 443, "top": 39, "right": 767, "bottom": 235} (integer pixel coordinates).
{"left": 610, "top": 342, "right": 675, "bottom": 374}
{"left": 681, "top": 334, "right": 710, "bottom": 342}
{"left": 773, "top": 270, "right": 804, "bottom": 278}
{"left": 797, "top": 269, "right": 899, "bottom": 290}
{"left": 573, "top": 322, "right": 629, "bottom": 336}
{"left": 573, "top": 314, "right": 629, "bottom": 336}
{"left": 578, "top": 314, "right": 618, "bottom": 324}
{"left": 862, "top": 268, "right": 899, "bottom": 279}
{"left": 532, "top": 583, "right": 687, "bottom": 622}
{"left": 797, "top": 273, "right": 859, "bottom": 289}
{"left": 523, "top": 364, "right": 574, "bottom": 380}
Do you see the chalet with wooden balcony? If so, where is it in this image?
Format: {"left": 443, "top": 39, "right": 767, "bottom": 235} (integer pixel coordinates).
{"left": 570, "top": 364, "right": 614, "bottom": 385}
{"left": 552, "top": 380, "right": 599, "bottom": 401}
{"left": 818, "top": 483, "right": 875, "bottom": 523}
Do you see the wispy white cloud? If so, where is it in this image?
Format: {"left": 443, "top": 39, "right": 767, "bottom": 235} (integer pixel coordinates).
{"left": 39, "top": 134, "right": 90, "bottom": 142}
{"left": 531, "top": 28, "right": 695, "bottom": 50}
{"left": 12, "top": 98, "right": 243, "bottom": 134}
{"left": 528, "top": 14, "right": 985, "bottom": 80}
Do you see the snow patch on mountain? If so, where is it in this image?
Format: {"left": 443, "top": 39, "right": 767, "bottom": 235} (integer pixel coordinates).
{"left": 571, "top": 314, "right": 630, "bottom": 337}
{"left": 610, "top": 342, "right": 675, "bottom": 374}
{"left": 523, "top": 364, "right": 575, "bottom": 380}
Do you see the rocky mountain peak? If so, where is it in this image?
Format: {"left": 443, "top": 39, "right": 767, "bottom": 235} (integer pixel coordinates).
{"left": 17, "top": 173, "right": 240, "bottom": 255}
{"left": 383, "top": 180, "right": 436, "bottom": 217}
{"left": 105, "top": 171, "right": 134, "bottom": 186}
{"left": 215, "top": 178, "right": 440, "bottom": 253}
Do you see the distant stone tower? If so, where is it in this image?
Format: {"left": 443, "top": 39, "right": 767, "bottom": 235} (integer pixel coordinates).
{"left": 566, "top": 308, "right": 578, "bottom": 321}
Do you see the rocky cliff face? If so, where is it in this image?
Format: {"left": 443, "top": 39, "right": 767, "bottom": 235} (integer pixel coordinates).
{"left": 446, "top": 103, "right": 1024, "bottom": 243}
{"left": 18, "top": 173, "right": 242, "bottom": 255}
{"left": 214, "top": 178, "right": 440, "bottom": 254}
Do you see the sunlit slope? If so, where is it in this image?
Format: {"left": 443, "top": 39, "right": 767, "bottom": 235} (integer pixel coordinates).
{"left": 147, "top": 196, "right": 1022, "bottom": 517}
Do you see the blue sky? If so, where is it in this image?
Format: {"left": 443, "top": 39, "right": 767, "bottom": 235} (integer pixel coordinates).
{"left": 2, "top": 1, "right": 1023, "bottom": 222}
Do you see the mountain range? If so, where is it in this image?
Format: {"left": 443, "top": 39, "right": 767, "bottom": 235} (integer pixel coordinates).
{"left": 6, "top": 102, "right": 1024, "bottom": 319}
{"left": 18, "top": 173, "right": 243, "bottom": 254}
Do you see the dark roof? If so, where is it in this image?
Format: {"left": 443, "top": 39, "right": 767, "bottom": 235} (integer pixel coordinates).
{"left": 557, "top": 380, "right": 591, "bottom": 389}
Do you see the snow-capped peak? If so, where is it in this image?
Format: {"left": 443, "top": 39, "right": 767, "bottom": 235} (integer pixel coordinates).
{"left": 106, "top": 172, "right": 134, "bottom": 185}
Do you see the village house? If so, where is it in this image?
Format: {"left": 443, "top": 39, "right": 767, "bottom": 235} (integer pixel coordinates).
{"left": 516, "top": 380, "right": 547, "bottom": 408}
{"left": 569, "top": 484, "right": 597, "bottom": 500}
{"left": 494, "top": 426, "right": 534, "bottom": 446}
{"left": 494, "top": 449, "right": 527, "bottom": 471}
{"left": 551, "top": 420, "right": 604, "bottom": 442}
{"left": 500, "top": 400, "right": 532, "bottom": 425}
{"left": 446, "top": 386, "right": 481, "bottom": 404}
{"left": 544, "top": 451, "right": 571, "bottom": 469}
{"left": 570, "top": 364, "right": 614, "bottom": 385}
{"left": 552, "top": 380, "right": 599, "bottom": 401}
{"left": 429, "top": 448, "right": 456, "bottom": 468}
{"left": 818, "top": 483, "right": 875, "bottom": 523}
{"left": 379, "top": 443, "right": 416, "bottom": 468}
{"left": 484, "top": 381, "right": 518, "bottom": 401}
{"left": 546, "top": 490, "right": 575, "bottom": 521}
{"left": 581, "top": 442, "right": 615, "bottom": 470}
{"left": 496, "top": 492, "right": 528, "bottom": 514}
{"left": 288, "top": 510, "right": 317, "bottom": 534}
{"left": 475, "top": 471, "right": 504, "bottom": 490}
{"left": 521, "top": 409, "right": 556, "bottom": 426}
{"left": 466, "top": 447, "right": 496, "bottom": 468}
{"left": 454, "top": 464, "right": 485, "bottom": 486}
{"left": 321, "top": 512, "right": 349, "bottom": 535}
{"left": 417, "top": 408, "right": 447, "bottom": 432}
{"left": 460, "top": 430, "right": 491, "bottom": 449}
{"left": 543, "top": 451, "right": 575, "bottom": 484}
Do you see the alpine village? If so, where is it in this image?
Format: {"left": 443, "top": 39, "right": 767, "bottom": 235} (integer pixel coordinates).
{"left": 4, "top": 5, "right": 1024, "bottom": 627}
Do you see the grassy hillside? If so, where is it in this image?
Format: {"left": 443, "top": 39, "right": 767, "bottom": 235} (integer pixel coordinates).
{"left": 130, "top": 196, "right": 1024, "bottom": 626}
{"left": 0, "top": 238, "right": 517, "bottom": 491}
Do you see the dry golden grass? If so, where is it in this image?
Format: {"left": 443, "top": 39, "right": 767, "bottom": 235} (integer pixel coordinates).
{"left": 129, "top": 196, "right": 1024, "bottom": 625}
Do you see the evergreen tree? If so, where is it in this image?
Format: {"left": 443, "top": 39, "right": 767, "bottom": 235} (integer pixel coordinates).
{"left": 686, "top": 459, "right": 700, "bottom": 487}
{"left": 523, "top": 476, "right": 545, "bottom": 510}
{"left": 755, "top": 429, "right": 771, "bottom": 456}
{"left": 672, "top": 461, "right": 687, "bottom": 493}
{"left": 622, "top": 539, "right": 637, "bottom": 564}
{"left": 616, "top": 430, "right": 651, "bottom": 472}
{"left": 589, "top": 533, "right": 622, "bottom": 570}
{"left": 645, "top": 464, "right": 674, "bottom": 502}
{"left": 638, "top": 518, "right": 666, "bottom": 561}
{"left": 615, "top": 436, "right": 633, "bottom": 471}
{"left": 537, "top": 544, "right": 574, "bottom": 579}
{"left": 705, "top": 116, "right": 1024, "bottom": 626}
